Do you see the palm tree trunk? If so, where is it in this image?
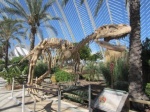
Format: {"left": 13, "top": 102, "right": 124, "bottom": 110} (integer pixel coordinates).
{"left": 4, "top": 40, "right": 9, "bottom": 69}
{"left": 129, "top": 0, "right": 149, "bottom": 100}
{"left": 30, "top": 26, "right": 36, "bottom": 51}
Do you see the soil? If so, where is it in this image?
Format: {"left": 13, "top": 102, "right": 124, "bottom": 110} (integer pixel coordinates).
{"left": 5, "top": 84, "right": 22, "bottom": 90}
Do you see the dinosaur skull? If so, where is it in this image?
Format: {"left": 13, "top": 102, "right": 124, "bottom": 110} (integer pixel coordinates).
{"left": 95, "top": 24, "right": 131, "bottom": 41}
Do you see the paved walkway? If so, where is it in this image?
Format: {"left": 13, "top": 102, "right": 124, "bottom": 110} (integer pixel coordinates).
{"left": 0, "top": 77, "right": 89, "bottom": 112}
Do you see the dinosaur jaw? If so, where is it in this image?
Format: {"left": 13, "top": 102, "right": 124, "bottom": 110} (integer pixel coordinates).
{"left": 96, "top": 41, "right": 126, "bottom": 52}
{"left": 95, "top": 24, "right": 131, "bottom": 41}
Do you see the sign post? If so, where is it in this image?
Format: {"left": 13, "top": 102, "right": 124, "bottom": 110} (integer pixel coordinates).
{"left": 110, "top": 63, "right": 114, "bottom": 88}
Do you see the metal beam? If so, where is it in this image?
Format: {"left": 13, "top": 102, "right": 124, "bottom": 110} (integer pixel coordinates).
{"left": 84, "top": 0, "right": 104, "bottom": 58}
{"left": 52, "top": 5, "right": 67, "bottom": 40}
{"left": 73, "top": 0, "right": 86, "bottom": 37}
{"left": 56, "top": 0, "right": 75, "bottom": 42}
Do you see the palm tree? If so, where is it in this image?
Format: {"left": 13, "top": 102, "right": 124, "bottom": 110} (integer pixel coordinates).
{"left": 128, "top": 0, "right": 149, "bottom": 100}
{"left": 0, "top": 16, "right": 25, "bottom": 69}
{"left": 2, "top": 0, "right": 60, "bottom": 51}
{"left": 0, "top": 37, "right": 5, "bottom": 59}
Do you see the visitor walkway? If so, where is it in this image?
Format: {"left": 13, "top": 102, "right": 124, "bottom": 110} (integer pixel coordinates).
{"left": 0, "top": 77, "right": 88, "bottom": 112}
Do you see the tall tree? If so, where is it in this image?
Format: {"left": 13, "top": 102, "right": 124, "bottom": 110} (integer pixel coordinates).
{"left": 0, "top": 37, "right": 5, "bottom": 59}
{"left": 128, "top": 0, "right": 149, "bottom": 100}
{"left": 2, "top": 0, "right": 60, "bottom": 51}
{"left": 0, "top": 16, "right": 25, "bottom": 68}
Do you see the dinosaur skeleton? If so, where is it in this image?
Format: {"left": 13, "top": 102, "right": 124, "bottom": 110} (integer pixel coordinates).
{"left": 19, "top": 24, "right": 131, "bottom": 100}
{"left": 20, "top": 24, "right": 131, "bottom": 84}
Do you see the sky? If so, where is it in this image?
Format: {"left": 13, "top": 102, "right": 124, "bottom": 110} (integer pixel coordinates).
{"left": 0, "top": 0, "right": 150, "bottom": 54}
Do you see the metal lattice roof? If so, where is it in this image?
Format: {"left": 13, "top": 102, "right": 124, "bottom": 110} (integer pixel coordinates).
{"left": 0, "top": 0, "right": 150, "bottom": 58}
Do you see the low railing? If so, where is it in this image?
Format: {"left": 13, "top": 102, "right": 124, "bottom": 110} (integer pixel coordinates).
{"left": 10, "top": 77, "right": 150, "bottom": 112}
{"left": 8, "top": 78, "right": 92, "bottom": 112}
{"left": 128, "top": 98, "right": 150, "bottom": 112}
{"left": 21, "top": 84, "right": 92, "bottom": 112}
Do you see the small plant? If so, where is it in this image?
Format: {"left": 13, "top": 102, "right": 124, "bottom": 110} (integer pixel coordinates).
{"left": 10, "top": 56, "right": 29, "bottom": 71}
{"left": 0, "top": 59, "right": 4, "bottom": 64}
{"left": 99, "top": 62, "right": 111, "bottom": 86}
{"left": 63, "top": 85, "right": 88, "bottom": 104}
{"left": 0, "top": 59, "right": 5, "bottom": 71}
{"left": 83, "top": 62, "right": 102, "bottom": 81}
{"left": 145, "top": 83, "right": 150, "bottom": 97}
{"left": 34, "top": 61, "right": 48, "bottom": 78}
{"left": 10, "top": 56, "right": 23, "bottom": 64}
{"left": 0, "top": 66, "right": 22, "bottom": 84}
{"left": 99, "top": 57, "right": 129, "bottom": 91}
{"left": 55, "top": 70, "right": 75, "bottom": 82}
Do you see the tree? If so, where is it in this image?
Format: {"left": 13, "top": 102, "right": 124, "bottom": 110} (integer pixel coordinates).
{"left": 0, "top": 16, "right": 25, "bottom": 69}
{"left": 88, "top": 52, "right": 103, "bottom": 61}
{"left": 2, "top": 0, "right": 60, "bottom": 51}
{"left": 128, "top": 0, "right": 149, "bottom": 100}
{"left": 79, "top": 44, "right": 91, "bottom": 61}
{"left": 142, "top": 38, "right": 150, "bottom": 86}
{"left": 89, "top": 53, "right": 99, "bottom": 61}
{"left": 0, "top": 37, "right": 5, "bottom": 59}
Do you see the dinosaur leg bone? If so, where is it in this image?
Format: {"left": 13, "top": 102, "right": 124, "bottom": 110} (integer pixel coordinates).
{"left": 28, "top": 49, "right": 42, "bottom": 84}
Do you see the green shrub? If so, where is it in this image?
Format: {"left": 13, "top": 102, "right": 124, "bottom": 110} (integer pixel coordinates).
{"left": 55, "top": 70, "right": 75, "bottom": 82}
{"left": 0, "top": 59, "right": 4, "bottom": 64}
{"left": 22, "top": 66, "right": 29, "bottom": 75}
{"left": 113, "top": 58, "right": 128, "bottom": 82}
{"left": 11, "top": 56, "right": 29, "bottom": 71}
{"left": 51, "top": 66, "right": 60, "bottom": 74}
{"left": 83, "top": 62, "right": 102, "bottom": 81}
{"left": 34, "top": 61, "right": 48, "bottom": 78}
{"left": 0, "top": 64, "right": 4, "bottom": 72}
{"left": 114, "top": 81, "right": 128, "bottom": 91}
{"left": 99, "top": 57, "right": 129, "bottom": 91}
{"left": 11, "top": 56, "right": 23, "bottom": 64}
{"left": 0, "top": 66, "right": 22, "bottom": 84}
{"left": 0, "top": 60, "right": 5, "bottom": 71}
{"left": 145, "top": 83, "right": 150, "bottom": 97}
{"left": 63, "top": 85, "right": 88, "bottom": 104}
{"left": 99, "top": 62, "right": 111, "bottom": 86}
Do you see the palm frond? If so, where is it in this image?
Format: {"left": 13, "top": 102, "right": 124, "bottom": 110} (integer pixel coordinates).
{"left": 0, "top": 16, "right": 27, "bottom": 44}
{"left": 125, "top": 0, "right": 130, "bottom": 17}
{"left": 44, "top": 14, "right": 61, "bottom": 21}
{"left": 45, "top": 25, "right": 58, "bottom": 36}
{"left": 125, "top": 0, "right": 130, "bottom": 7}
{"left": 11, "top": 36, "right": 21, "bottom": 43}
{"left": 36, "top": 0, "right": 43, "bottom": 15}
{"left": 80, "top": 0, "right": 85, "bottom": 5}
{"left": 25, "top": 0, "right": 34, "bottom": 14}
{"left": 94, "top": 0, "right": 104, "bottom": 17}
{"left": 4, "top": 0, "right": 28, "bottom": 18}
{"left": 61, "top": 0, "right": 69, "bottom": 7}
{"left": 40, "top": 0, "right": 55, "bottom": 15}
{"left": 2, "top": 8, "right": 27, "bottom": 19}
{"left": 37, "top": 28, "right": 44, "bottom": 41}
